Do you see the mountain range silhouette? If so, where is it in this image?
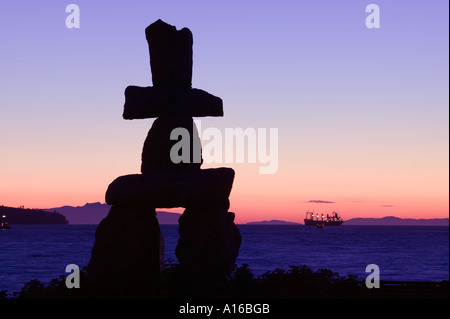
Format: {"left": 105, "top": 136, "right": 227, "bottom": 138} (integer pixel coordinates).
{"left": 43, "top": 202, "right": 180, "bottom": 225}
{"left": 39, "top": 203, "right": 448, "bottom": 226}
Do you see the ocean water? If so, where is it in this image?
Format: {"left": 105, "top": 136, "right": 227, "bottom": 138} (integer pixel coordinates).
{"left": 0, "top": 225, "right": 448, "bottom": 293}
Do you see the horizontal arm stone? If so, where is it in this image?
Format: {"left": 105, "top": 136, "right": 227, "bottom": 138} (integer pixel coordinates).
{"left": 123, "top": 86, "right": 223, "bottom": 119}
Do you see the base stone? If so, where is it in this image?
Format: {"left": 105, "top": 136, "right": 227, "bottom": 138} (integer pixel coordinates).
{"left": 87, "top": 205, "right": 162, "bottom": 298}
{"left": 176, "top": 205, "right": 241, "bottom": 296}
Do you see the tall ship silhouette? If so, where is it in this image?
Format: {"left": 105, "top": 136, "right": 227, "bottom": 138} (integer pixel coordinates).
{"left": 304, "top": 211, "right": 343, "bottom": 227}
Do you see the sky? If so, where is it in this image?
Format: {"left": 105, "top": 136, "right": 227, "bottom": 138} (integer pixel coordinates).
{"left": 0, "top": 0, "right": 448, "bottom": 223}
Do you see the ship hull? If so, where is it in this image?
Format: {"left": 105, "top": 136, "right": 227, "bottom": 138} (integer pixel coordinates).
{"left": 304, "top": 219, "right": 343, "bottom": 226}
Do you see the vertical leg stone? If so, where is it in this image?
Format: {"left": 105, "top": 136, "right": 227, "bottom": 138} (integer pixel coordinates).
{"left": 87, "top": 205, "right": 161, "bottom": 297}
{"left": 176, "top": 203, "right": 241, "bottom": 296}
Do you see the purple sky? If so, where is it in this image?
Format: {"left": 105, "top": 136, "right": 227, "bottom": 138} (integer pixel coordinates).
{"left": 0, "top": 0, "right": 448, "bottom": 222}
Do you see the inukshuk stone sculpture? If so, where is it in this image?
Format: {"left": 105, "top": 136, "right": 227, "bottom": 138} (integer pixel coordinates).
{"left": 87, "top": 19, "right": 241, "bottom": 297}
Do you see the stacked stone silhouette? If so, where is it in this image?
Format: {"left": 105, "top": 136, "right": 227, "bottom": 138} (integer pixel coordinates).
{"left": 87, "top": 20, "right": 241, "bottom": 297}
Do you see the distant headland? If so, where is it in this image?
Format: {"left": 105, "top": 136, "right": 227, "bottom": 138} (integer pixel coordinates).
{"left": 0, "top": 205, "right": 68, "bottom": 224}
